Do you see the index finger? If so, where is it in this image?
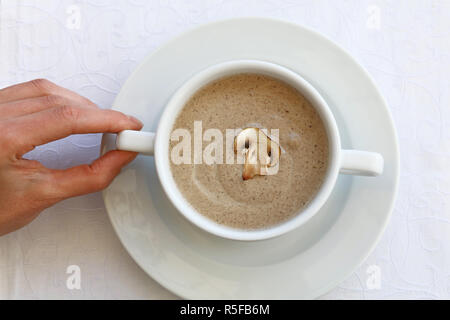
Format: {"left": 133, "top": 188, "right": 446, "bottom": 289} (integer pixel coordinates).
{"left": 4, "top": 105, "right": 143, "bottom": 156}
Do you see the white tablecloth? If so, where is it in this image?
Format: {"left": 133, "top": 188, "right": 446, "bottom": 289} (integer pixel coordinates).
{"left": 1, "top": 0, "right": 449, "bottom": 300}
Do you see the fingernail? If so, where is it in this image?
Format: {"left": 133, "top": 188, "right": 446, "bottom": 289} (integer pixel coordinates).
{"left": 128, "top": 115, "right": 143, "bottom": 127}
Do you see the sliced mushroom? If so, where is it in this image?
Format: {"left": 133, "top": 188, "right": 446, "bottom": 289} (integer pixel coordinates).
{"left": 234, "top": 128, "right": 281, "bottom": 180}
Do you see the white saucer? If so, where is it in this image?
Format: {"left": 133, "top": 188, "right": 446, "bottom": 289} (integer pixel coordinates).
{"left": 101, "top": 18, "right": 399, "bottom": 299}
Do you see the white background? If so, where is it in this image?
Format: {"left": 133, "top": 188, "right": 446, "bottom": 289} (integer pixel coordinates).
{"left": 1, "top": 0, "right": 449, "bottom": 299}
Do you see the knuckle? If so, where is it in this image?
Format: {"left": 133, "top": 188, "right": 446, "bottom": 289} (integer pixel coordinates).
{"left": 55, "top": 105, "right": 81, "bottom": 123}
{"left": 30, "top": 78, "right": 55, "bottom": 93}
{"left": 44, "top": 94, "right": 66, "bottom": 107}
{"left": 80, "top": 97, "right": 98, "bottom": 109}
{"left": 109, "top": 110, "right": 132, "bottom": 125}
{"left": 87, "top": 100, "right": 98, "bottom": 109}
{"left": 98, "top": 177, "right": 112, "bottom": 190}
{"left": 85, "top": 164, "right": 112, "bottom": 190}
{"left": 94, "top": 174, "right": 112, "bottom": 190}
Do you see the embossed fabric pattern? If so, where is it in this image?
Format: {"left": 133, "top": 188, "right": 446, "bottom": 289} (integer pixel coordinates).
{"left": 0, "top": 0, "right": 449, "bottom": 299}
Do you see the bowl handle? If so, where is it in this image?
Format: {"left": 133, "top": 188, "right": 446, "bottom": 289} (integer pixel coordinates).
{"left": 340, "top": 150, "right": 384, "bottom": 176}
{"left": 116, "top": 130, "right": 155, "bottom": 156}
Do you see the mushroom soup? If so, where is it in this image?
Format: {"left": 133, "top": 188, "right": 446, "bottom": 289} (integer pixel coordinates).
{"left": 169, "top": 74, "right": 329, "bottom": 230}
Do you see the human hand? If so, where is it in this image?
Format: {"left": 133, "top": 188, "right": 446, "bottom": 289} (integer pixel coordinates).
{"left": 0, "top": 79, "right": 143, "bottom": 236}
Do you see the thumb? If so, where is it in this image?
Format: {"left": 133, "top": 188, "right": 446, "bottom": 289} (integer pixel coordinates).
{"left": 45, "top": 150, "right": 138, "bottom": 199}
